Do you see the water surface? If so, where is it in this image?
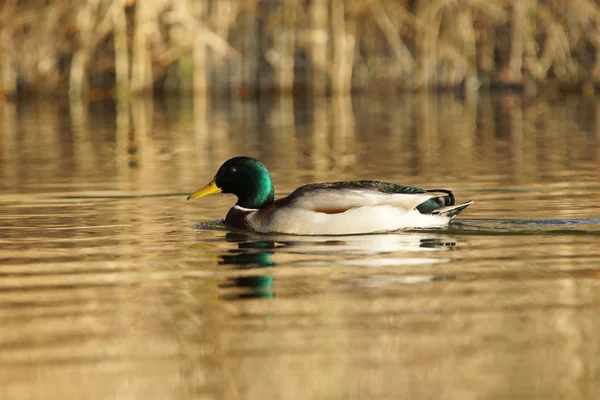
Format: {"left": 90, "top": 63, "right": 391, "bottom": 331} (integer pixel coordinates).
{"left": 1, "top": 94, "right": 600, "bottom": 399}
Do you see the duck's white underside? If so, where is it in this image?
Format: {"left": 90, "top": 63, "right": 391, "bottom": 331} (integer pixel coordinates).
{"left": 248, "top": 206, "right": 452, "bottom": 235}
{"left": 239, "top": 188, "right": 467, "bottom": 235}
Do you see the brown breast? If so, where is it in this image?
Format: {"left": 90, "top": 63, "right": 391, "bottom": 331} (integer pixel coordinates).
{"left": 225, "top": 207, "right": 255, "bottom": 230}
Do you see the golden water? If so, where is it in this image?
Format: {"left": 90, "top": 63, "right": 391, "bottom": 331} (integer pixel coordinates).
{"left": 1, "top": 94, "right": 599, "bottom": 399}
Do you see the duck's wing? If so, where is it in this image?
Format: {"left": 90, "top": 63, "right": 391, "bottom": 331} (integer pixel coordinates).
{"left": 283, "top": 181, "right": 453, "bottom": 214}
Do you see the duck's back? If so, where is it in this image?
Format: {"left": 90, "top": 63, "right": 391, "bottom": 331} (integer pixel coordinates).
{"left": 286, "top": 180, "right": 453, "bottom": 214}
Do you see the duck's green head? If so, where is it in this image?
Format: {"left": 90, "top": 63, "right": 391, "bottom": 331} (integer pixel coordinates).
{"left": 187, "top": 157, "right": 275, "bottom": 208}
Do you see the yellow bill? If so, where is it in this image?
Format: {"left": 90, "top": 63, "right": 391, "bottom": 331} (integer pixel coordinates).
{"left": 187, "top": 179, "right": 222, "bottom": 200}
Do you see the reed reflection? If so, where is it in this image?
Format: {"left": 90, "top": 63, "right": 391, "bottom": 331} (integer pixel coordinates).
{"left": 3, "top": 94, "right": 600, "bottom": 199}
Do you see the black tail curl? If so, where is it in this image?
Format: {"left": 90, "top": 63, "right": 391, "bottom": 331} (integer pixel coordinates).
{"left": 426, "top": 189, "right": 455, "bottom": 207}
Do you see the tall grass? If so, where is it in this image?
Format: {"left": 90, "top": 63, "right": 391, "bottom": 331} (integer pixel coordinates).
{"left": 2, "top": 0, "right": 600, "bottom": 98}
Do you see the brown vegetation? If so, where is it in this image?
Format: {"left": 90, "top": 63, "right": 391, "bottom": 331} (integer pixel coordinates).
{"left": 2, "top": 0, "right": 600, "bottom": 98}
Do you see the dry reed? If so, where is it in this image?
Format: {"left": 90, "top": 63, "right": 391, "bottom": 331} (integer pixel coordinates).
{"left": 2, "top": 0, "right": 600, "bottom": 98}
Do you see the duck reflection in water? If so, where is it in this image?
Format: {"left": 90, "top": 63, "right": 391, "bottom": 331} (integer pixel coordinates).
{"left": 212, "top": 231, "right": 459, "bottom": 299}
{"left": 218, "top": 232, "right": 276, "bottom": 300}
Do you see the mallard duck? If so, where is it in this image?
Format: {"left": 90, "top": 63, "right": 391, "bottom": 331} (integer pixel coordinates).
{"left": 187, "top": 157, "right": 472, "bottom": 235}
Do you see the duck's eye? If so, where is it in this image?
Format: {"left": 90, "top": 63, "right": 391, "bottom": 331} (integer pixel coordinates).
{"left": 227, "top": 167, "right": 238, "bottom": 174}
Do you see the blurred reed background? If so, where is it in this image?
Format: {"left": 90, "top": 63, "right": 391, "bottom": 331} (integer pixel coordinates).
{"left": 2, "top": 0, "right": 600, "bottom": 99}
